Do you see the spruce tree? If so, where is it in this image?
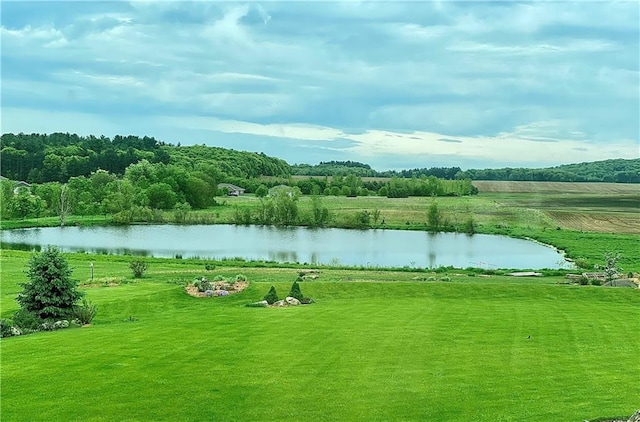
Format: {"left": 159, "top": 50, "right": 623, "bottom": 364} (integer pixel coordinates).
{"left": 17, "top": 246, "right": 83, "bottom": 319}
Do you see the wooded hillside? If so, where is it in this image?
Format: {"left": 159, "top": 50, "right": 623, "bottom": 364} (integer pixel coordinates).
{"left": 0, "top": 133, "right": 291, "bottom": 183}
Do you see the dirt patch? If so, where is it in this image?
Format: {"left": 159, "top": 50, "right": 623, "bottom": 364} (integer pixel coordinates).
{"left": 186, "top": 281, "right": 249, "bottom": 298}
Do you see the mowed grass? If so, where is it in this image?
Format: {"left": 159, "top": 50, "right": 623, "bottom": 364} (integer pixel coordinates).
{"left": 1, "top": 251, "right": 639, "bottom": 421}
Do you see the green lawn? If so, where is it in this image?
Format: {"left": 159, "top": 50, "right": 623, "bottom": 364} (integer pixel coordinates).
{"left": 1, "top": 251, "right": 638, "bottom": 421}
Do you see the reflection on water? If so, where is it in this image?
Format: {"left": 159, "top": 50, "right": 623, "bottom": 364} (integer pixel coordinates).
{"left": 0, "top": 224, "right": 573, "bottom": 269}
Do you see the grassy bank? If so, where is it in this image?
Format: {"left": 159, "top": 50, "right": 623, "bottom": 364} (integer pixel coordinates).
{"left": 1, "top": 250, "right": 638, "bottom": 421}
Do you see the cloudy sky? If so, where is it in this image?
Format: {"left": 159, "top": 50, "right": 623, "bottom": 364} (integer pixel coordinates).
{"left": 1, "top": 1, "right": 639, "bottom": 170}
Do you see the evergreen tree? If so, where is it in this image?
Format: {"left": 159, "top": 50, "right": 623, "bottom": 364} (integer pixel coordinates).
{"left": 263, "top": 285, "right": 279, "bottom": 305}
{"left": 288, "top": 281, "right": 304, "bottom": 301}
{"left": 17, "top": 246, "right": 83, "bottom": 319}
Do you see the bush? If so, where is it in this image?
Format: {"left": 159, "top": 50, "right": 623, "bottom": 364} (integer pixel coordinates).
{"left": 440, "top": 276, "right": 451, "bottom": 282}
{"left": 1, "top": 319, "right": 14, "bottom": 338}
{"left": 17, "top": 246, "right": 83, "bottom": 320}
{"left": 301, "top": 297, "right": 315, "bottom": 304}
{"left": 12, "top": 309, "right": 43, "bottom": 332}
{"left": 263, "top": 286, "right": 279, "bottom": 305}
{"left": 204, "top": 263, "right": 216, "bottom": 271}
{"left": 73, "top": 299, "right": 98, "bottom": 325}
{"left": 288, "top": 281, "right": 304, "bottom": 302}
{"left": 129, "top": 260, "right": 148, "bottom": 278}
{"left": 193, "top": 278, "right": 213, "bottom": 292}
{"left": 235, "top": 274, "right": 247, "bottom": 282}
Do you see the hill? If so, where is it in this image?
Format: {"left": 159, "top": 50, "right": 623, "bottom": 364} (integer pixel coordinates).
{"left": 0, "top": 133, "right": 290, "bottom": 183}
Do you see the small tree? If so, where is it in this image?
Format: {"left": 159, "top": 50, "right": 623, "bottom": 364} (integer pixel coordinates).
{"left": 427, "top": 202, "right": 442, "bottom": 232}
{"left": 288, "top": 281, "right": 304, "bottom": 302}
{"left": 17, "top": 246, "right": 83, "bottom": 319}
{"left": 263, "top": 285, "right": 279, "bottom": 305}
{"left": 255, "top": 184, "right": 268, "bottom": 198}
{"left": 595, "top": 252, "right": 623, "bottom": 286}
{"left": 130, "top": 260, "right": 148, "bottom": 278}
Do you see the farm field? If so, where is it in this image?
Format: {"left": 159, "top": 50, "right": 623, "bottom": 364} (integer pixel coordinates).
{"left": 1, "top": 250, "right": 638, "bottom": 422}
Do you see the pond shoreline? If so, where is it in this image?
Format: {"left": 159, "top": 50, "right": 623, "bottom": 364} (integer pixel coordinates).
{"left": 0, "top": 223, "right": 574, "bottom": 270}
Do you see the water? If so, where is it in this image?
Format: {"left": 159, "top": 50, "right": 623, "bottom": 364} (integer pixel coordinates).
{"left": 0, "top": 224, "right": 572, "bottom": 269}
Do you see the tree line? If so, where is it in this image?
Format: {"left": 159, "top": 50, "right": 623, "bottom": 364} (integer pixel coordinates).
{"left": 456, "top": 159, "right": 640, "bottom": 183}
{"left": 292, "top": 159, "right": 640, "bottom": 183}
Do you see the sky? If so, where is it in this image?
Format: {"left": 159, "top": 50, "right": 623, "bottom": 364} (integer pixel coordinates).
{"left": 1, "top": 1, "right": 639, "bottom": 171}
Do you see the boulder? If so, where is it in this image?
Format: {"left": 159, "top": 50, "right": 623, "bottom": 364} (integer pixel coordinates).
{"left": 216, "top": 290, "right": 230, "bottom": 296}
{"left": 204, "top": 290, "right": 214, "bottom": 297}
{"left": 273, "top": 300, "right": 287, "bottom": 307}
{"left": 285, "top": 296, "right": 301, "bottom": 306}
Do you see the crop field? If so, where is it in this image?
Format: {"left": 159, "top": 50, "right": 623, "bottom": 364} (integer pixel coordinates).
{"left": 1, "top": 250, "right": 639, "bottom": 421}
{"left": 471, "top": 181, "right": 639, "bottom": 194}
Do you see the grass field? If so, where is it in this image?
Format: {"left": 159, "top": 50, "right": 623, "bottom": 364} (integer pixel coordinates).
{"left": 1, "top": 250, "right": 639, "bottom": 421}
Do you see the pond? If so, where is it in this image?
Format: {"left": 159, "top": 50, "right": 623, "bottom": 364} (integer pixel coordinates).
{"left": 0, "top": 224, "right": 573, "bottom": 269}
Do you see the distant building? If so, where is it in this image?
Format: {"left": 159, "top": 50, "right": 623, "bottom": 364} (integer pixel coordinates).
{"left": 217, "top": 183, "right": 245, "bottom": 196}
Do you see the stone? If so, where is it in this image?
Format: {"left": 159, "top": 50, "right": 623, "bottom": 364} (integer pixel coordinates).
{"left": 204, "top": 290, "right": 214, "bottom": 297}
{"left": 629, "top": 409, "right": 640, "bottom": 422}
{"left": 285, "top": 296, "right": 301, "bottom": 306}
{"left": 273, "top": 300, "right": 287, "bottom": 307}
{"left": 216, "top": 290, "right": 230, "bottom": 296}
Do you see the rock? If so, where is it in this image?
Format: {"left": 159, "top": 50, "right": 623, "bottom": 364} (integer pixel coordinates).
{"left": 273, "top": 300, "right": 287, "bottom": 307}
{"left": 629, "top": 409, "right": 640, "bottom": 422}
{"left": 285, "top": 296, "right": 301, "bottom": 306}
{"left": 252, "top": 300, "right": 269, "bottom": 307}
{"left": 216, "top": 290, "right": 230, "bottom": 296}
{"left": 204, "top": 290, "right": 214, "bottom": 297}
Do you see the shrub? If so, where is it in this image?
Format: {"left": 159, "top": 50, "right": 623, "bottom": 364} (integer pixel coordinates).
{"left": 235, "top": 274, "right": 247, "bottom": 282}
{"left": 73, "top": 299, "right": 98, "bottom": 325}
{"left": 213, "top": 275, "right": 226, "bottom": 282}
{"left": 204, "top": 263, "right": 216, "bottom": 271}
{"left": 590, "top": 279, "right": 602, "bottom": 286}
{"left": 12, "top": 309, "right": 43, "bottom": 332}
{"left": 301, "top": 297, "right": 315, "bottom": 304}
{"left": 1, "top": 319, "right": 14, "bottom": 338}
{"left": 194, "top": 278, "right": 214, "bottom": 292}
{"left": 263, "top": 285, "right": 279, "bottom": 305}
{"left": 288, "top": 281, "right": 304, "bottom": 301}
{"left": 17, "top": 246, "right": 83, "bottom": 320}
{"left": 440, "top": 276, "right": 451, "bottom": 282}
{"left": 129, "top": 260, "right": 148, "bottom": 278}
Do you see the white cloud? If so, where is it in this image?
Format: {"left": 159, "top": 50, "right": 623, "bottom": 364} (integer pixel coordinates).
{"left": 1, "top": 0, "right": 638, "bottom": 168}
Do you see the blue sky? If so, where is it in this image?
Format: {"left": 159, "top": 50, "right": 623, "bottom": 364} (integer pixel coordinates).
{"left": 1, "top": 1, "right": 639, "bottom": 170}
